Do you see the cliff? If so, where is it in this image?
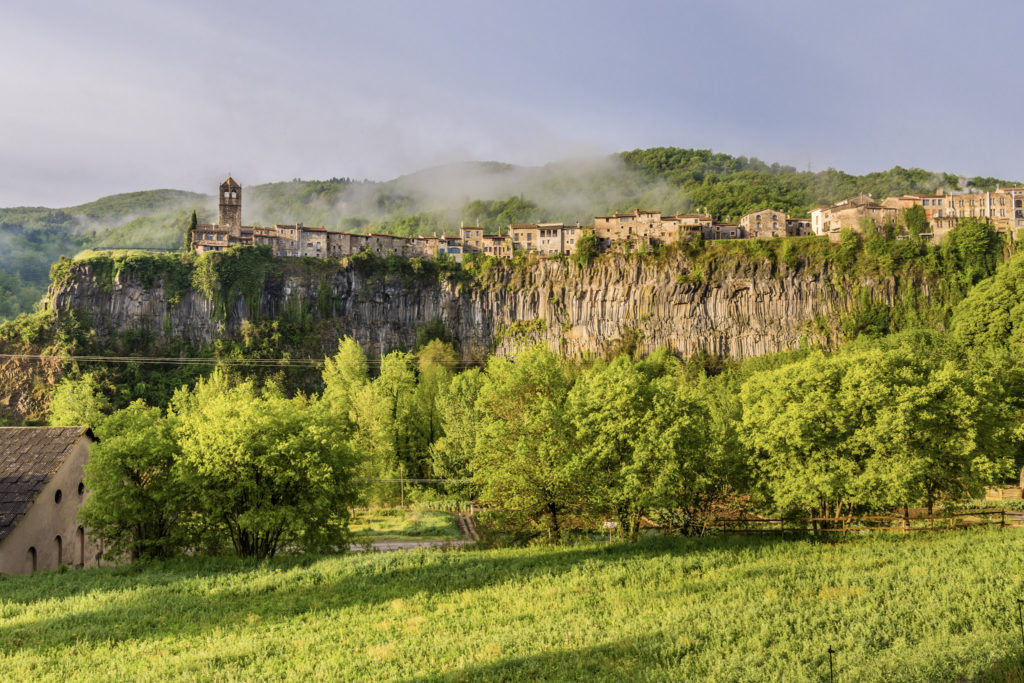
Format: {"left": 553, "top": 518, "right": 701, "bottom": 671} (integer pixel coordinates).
{"left": 44, "top": 248, "right": 920, "bottom": 362}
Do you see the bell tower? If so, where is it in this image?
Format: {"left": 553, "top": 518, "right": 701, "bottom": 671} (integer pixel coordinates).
{"left": 219, "top": 177, "right": 242, "bottom": 235}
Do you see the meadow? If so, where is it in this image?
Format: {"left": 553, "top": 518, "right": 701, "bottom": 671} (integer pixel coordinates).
{"left": 2, "top": 530, "right": 1024, "bottom": 681}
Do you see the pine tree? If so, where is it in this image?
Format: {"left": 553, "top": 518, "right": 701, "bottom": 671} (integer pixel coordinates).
{"left": 184, "top": 210, "right": 197, "bottom": 252}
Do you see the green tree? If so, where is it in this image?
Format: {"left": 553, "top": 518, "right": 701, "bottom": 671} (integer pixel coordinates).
{"left": 49, "top": 373, "right": 111, "bottom": 430}
{"left": 567, "top": 356, "right": 712, "bottom": 539}
{"left": 321, "top": 336, "right": 369, "bottom": 433}
{"left": 570, "top": 229, "right": 599, "bottom": 267}
{"left": 431, "top": 367, "right": 485, "bottom": 499}
{"left": 184, "top": 210, "right": 197, "bottom": 252}
{"left": 943, "top": 217, "right": 1002, "bottom": 286}
{"left": 472, "top": 345, "right": 578, "bottom": 537}
{"left": 78, "top": 401, "right": 190, "bottom": 560}
{"left": 741, "top": 347, "right": 1014, "bottom": 519}
{"left": 174, "top": 371, "right": 357, "bottom": 558}
{"left": 951, "top": 250, "right": 1024, "bottom": 354}
{"left": 903, "top": 204, "right": 928, "bottom": 239}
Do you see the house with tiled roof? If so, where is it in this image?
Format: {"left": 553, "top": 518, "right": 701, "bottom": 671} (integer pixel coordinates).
{"left": 0, "top": 427, "right": 103, "bottom": 575}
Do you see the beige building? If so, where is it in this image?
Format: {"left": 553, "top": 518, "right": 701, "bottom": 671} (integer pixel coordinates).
{"left": 810, "top": 194, "right": 901, "bottom": 240}
{"left": 510, "top": 224, "right": 540, "bottom": 252}
{"left": 740, "top": 209, "right": 789, "bottom": 238}
{"left": 593, "top": 209, "right": 663, "bottom": 248}
{"left": 459, "top": 226, "right": 484, "bottom": 253}
{"left": 0, "top": 427, "right": 104, "bottom": 575}
{"left": 703, "top": 222, "right": 743, "bottom": 240}
{"left": 946, "top": 189, "right": 1020, "bottom": 232}
{"left": 481, "top": 234, "right": 513, "bottom": 258}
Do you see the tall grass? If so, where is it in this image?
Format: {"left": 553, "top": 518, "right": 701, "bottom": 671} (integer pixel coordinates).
{"left": 1, "top": 530, "right": 1022, "bottom": 681}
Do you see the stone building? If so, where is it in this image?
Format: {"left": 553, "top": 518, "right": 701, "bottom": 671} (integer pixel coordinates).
{"left": 786, "top": 218, "right": 812, "bottom": 236}
{"left": 481, "top": 234, "right": 513, "bottom": 258}
{"left": 740, "top": 209, "right": 789, "bottom": 238}
{"left": 809, "top": 194, "right": 901, "bottom": 241}
{"left": 0, "top": 427, "right": 104, "bottom": 575}
{"left": 593, "top": 209, "right": 663, "bottom": 248}
{"left": 944, "top": 189, "right": 1024, "bottom": 232}
{"left": 703, "top": 222, "right": 743, "bottom": 240}
{"left": 459, "top": 226, "right": 484, "bottom": 253}
{"left": 510, "top": 224, "right": 540, "bottom": 251}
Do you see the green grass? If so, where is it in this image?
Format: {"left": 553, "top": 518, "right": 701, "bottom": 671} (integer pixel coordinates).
{"left": 349, "top": 508, "right": 461, "bottom": 542}
{"left": 2, "top": 530, "right": 1024, "bottom": 680}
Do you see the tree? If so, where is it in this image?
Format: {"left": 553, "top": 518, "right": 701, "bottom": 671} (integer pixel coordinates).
{"left": 431, "top": 368, "right": 485, "bottom": 499}
{"left": 49, "top": 373, "right": 111, "bottom": 430}
{"left": 184, "top": 210, "right": 197, "bottom": 252}
{"left": 943, "top": 217, "right": 1002, "bottom": 286}
{"left": 414, "top": 340, "right": 459, "bottom": 457}
{"left": 903, "top": 205, "right": 928, "bottom": 239}
{"left": 741, "top": 347, "right": 1015, "bottom": 519}
{"left": 570, "top": 229, "right": 599, "bottom": 267}
{"left": 951, "top": 250, "right": 1024, "bottom": 354}
{"left": 321, "top": 336, "right": 369, "bottom": 433}
{"left": 471, "top": 345, "right": 578, "bottom": 537}
{"left": 78, "top": 401, "right": 190, "bottom": 560}
{"left": 567, "top": 356, "right": 713, "bottom": 538}
{"left": 174, "top": 371, "right": 357, "bottom": 558}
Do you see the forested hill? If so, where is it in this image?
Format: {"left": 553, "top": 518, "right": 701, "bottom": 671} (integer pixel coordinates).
{"left": 0, "top": 147, "right": 1017, "bottom": 320}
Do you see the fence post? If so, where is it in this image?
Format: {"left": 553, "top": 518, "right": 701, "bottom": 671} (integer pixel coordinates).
{"left": 1002, "top": 509, "right": 1006, "bottom": 530}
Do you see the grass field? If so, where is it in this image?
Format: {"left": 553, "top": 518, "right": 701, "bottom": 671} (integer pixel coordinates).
{"left": 2, "top": 530, "right": 1024, "bottom": 681}
{"left": 349, "top": 509, "right": 462, "bottom": 543}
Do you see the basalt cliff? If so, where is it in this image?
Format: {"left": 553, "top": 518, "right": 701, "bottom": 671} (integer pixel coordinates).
{"left": 45, "top": 251, "right": 916, "bottom": 360}
{"left": 0, "top": 247, "right": 942, "bottom": 421}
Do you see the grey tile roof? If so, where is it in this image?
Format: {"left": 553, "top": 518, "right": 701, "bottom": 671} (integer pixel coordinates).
{"left": 0, "top": 427, "right": 89, "bottom": 541}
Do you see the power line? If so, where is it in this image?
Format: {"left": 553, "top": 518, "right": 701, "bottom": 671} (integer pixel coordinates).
{"left": 0, "top": 352, "right": 482, "bottom": 368}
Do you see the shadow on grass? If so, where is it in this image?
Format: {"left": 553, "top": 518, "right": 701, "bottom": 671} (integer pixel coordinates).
{"left": 0, "top": 534, "right": 801, "bottom": 655}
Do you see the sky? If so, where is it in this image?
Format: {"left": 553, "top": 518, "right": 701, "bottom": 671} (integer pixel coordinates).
{"left": 1, "top": 0, "right": 1022, "bottom": 207}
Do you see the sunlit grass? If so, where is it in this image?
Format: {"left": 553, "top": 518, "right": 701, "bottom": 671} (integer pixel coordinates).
{"left": 349, "top": 509, "right": 461, "bottom": 542}
{"left": 1, "top": 530, "right": 1023, "bottom": 681}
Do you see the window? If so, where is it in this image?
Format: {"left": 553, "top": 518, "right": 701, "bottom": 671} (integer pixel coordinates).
{"left": 54, "top": 489, "right": 62, "bottom": 504}
{"left": 55, "top": 535, "right": 62, "bottom": 565}
{"left": 27, "top": 547, "right": 36, "bottom": 572}
{"left": 77, "top": 527, "right": 85, "bottom": 567}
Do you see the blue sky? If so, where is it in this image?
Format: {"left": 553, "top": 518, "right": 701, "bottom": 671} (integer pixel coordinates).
{"left": 1, "top": 0, "right": 1021, "bottom": 206}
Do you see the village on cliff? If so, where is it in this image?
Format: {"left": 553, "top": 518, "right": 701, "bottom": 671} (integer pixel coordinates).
{"left": 193, "top": 177, "right": 1024, "bottom": 261}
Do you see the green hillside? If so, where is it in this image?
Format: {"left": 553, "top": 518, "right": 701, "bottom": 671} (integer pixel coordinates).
{"left": 0, "top": 149, "right": 1017, "bottom": 321}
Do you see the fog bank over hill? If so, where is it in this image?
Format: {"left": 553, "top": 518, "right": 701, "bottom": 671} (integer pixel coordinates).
{"left": 0, "top": 146, "right": 1018, "bottom": 321}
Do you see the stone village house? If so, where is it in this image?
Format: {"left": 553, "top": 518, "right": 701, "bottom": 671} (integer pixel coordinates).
{"left": 0, "top": 427, "right": 104, "bottom": 575}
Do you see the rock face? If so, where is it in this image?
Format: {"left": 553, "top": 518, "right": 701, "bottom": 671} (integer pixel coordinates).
{"left": 46, "top": 253, "right": 907, "bottom": 361}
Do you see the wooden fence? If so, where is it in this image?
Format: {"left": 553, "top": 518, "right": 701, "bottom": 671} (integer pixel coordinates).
{"left": 705, "top": 508, "right": 1011, "bottom": 535}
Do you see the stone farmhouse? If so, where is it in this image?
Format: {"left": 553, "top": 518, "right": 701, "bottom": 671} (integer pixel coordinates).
{"left": 0, "top": 427, "right": 105, "bottom": 575}
{"left": 191, "top": 177, "right": 1024, "bottom": 261}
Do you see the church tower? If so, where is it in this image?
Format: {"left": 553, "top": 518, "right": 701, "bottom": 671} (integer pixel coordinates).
{"left": 219, "top": 177, "right": 242, "bottom": 235}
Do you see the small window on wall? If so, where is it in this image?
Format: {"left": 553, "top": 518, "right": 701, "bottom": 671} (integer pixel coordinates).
{"left": 54, "top": 489, "right": 62, "bottom": 504}
{"left": 27, "top": 547, "right": 37, "bottom": 572}
{"left": 55, "top": 535, "right": 62, "bottom": 565}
